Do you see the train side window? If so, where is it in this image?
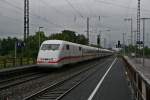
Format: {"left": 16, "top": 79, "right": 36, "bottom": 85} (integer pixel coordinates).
{"left": 66, "top": 45, "right": 69, "bottom": 50}
{"left": 79, "top": 47, "right": 81, "bottom": 51}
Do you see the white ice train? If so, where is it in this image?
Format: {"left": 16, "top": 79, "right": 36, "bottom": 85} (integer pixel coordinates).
{"left": 37, "top": 40, "right": 113, "bottom": 68}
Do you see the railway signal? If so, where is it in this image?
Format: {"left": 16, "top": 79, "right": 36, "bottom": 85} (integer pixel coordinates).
{"left": 118, "top": 40, "right": 121, "bottom": 48}
{"left": 97, "top": 35, "right": 100, "bottom": 46}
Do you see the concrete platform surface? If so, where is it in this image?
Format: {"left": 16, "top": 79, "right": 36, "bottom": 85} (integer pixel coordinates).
{"left": 124, "top": 56, "right": 150, "bottom": 85}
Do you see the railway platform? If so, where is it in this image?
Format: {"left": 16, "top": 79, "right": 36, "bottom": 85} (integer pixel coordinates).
{"left": 61, "top": 57, "right": 133, "bottom": 100}
{"left": 123, "top": 56, "right": 150, "bottom": 100}
{"left": 0, "top": 57, "right": 135, "bottom": 100}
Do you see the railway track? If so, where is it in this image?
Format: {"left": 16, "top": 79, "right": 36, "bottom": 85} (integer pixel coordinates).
{"left": 0, "top": 71, "right": 49, "bottom": 90}
{"left": 24, "top": 58, "right": 112, "bottom": 100}
{"left": 0, "top": 58, "right": 102, "bottom": 92}
{"left": 0, "top": 57, "right": 113, "bottom": 100}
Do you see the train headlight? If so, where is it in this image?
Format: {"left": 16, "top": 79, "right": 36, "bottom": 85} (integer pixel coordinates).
{"left": 37, "top": 58, "right": 42, "bottom": 61}
{"left": 53, "top": 58, "right": 57, "bottom": 61}
{"left": 48, "top": 58, "right": 54, "bottom": 60}
{"left": 48, "top": 58, "right": 57, "bottom": 61}
{"left": 48, "top": 58, "right": 53, "bottom": 61}
{"left": 40, "top": 58, "right": 44, "bottom": 60}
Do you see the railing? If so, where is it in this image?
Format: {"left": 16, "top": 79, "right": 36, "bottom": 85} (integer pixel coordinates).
{"left": 0, "top": 58, "right": 36, "bottom": 69}
{"left": 123, "top": 57, "right": 150, "bottom": 100}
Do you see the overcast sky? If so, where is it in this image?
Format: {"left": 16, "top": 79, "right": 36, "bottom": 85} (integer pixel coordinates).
{"left": 0, "top": 0, "right": 150, "bottom": 47}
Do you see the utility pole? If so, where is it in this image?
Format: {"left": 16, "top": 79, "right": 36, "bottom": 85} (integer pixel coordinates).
{"left": 137, "top": 0, "right": 141, "bottom": 58}
{"left": 98, "top": 30, "right": 110, "bottom": 48}
{"left": 133, "top": 30, "right": 137, "bottom": 46}
{"left": 97, "top": 34, "right": 100, "bottom": 56}
{"left": 87, "top": 17, "right": 89, "bottom": 44}
{"left": 131, "top": 18, "right": 133, "bottom": 45}
{"left": 123, "top": 33, "right": 126, "bottom": 56}
{"left": 38, "top": 27, "right": 44, "bottom": 49}
{"left": 24, "top": 0, "right": 29, "bottom": 41}
{"left": 140, "top": 18, "right": 150, "bottom": 66}
{"left": 133, "top": 30, "right": 137, "bottom": 57}
{"left": 104, "top": 38, "right": 106, "bottom": 48}
{"left": 146, "top": 33, "right": 149, "bottom": 47}
{"left": 124, "top": 18, "right": 133, "bottom": 45}
{"left": 106, "top": 30, "right": 111, "bottom": 48}
{"left": 99, "top": 31, "right": 101, "bottom": 47}
{"left": 14, "top": 41, "right": 17, "bottom": 59}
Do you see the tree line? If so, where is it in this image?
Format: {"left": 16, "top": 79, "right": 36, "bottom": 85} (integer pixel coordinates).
{"left": 0, "top": 30, "right": 88, "bottom": 58}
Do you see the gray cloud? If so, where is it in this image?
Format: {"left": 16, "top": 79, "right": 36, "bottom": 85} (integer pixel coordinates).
{"left": 0, "top": 0, "right": 150, "bottom": 47}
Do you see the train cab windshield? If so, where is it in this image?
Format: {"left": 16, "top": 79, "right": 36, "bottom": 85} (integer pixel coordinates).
{"left": 41, "top": 44, "right": 60, "bottom": 50}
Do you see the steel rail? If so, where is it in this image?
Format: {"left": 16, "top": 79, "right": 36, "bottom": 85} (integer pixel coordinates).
{"left": 24, "top": 58, "right": 113, "bottom": 100}
{"left": 0, "top": 72, "right": 49, "bottom": 90}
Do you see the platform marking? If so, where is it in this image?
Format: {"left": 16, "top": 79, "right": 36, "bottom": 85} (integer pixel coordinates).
{"left": 87, "top": 58, "right": 117, "bottom": 100}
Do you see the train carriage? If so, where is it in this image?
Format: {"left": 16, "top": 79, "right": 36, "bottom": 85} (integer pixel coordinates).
{"left": 37, "top": 40, "right": 113, "bottom": 68}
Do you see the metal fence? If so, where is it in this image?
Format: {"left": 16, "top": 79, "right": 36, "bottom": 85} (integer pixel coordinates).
{"left": 0, "top": 58, "right": 36, "bottom": 69}
{"left": 123, "top": 57, "right": 150, "bottom": 100}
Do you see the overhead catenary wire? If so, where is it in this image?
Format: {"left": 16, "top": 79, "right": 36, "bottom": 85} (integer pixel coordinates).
{"left": 65, "top": 0, "right": 84, "bottom": 18}
{"left": 0, "top": 0, "right": 67, "bottom": 38}
{"left": 39, "top": 0, "right": 67, "bottom": 16}
{"left": 0, "top": 0, "right": 64, "bottom": 28}
{"left": 0, "top": 0, "right": 23, "bottom": 12}
{"left": 94, "top": 0, "right": 150, "bottom": 13}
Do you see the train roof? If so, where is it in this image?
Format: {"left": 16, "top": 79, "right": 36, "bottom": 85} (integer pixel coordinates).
{"left": 42, "top": 40, "right": 113, "bottom": 52}
{"left": 42, "top": 40, "right": 64, "bottom": 44}
{"left": 43, "top": 40, "right": 96, "bottom": 48}
{"left": 42, "top": 40, "right": 82, "bottom": 46}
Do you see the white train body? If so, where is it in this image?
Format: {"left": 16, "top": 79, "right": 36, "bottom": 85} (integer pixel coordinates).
{"left": 37, "top": 40, "right": 113, "bottom": 68}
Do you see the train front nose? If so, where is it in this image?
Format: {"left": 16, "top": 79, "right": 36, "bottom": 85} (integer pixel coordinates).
{"left": 37, "top": 50, "right": 59, "bottom": 64}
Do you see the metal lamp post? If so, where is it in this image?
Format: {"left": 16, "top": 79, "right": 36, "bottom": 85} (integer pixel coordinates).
{"left": 38, "top": 27, "right": 44, "bottom": 49}
{"left": 98, "top": 29, "right": 110, "bottom": 48}
{"left": 140, "top": 18, "right": 150, "bottom": 66}
{"left": 124, "top": 18, "right": 133, "bottom": 46}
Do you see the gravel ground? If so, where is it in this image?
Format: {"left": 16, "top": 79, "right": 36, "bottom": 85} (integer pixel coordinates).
{"left": 0, "top": 58, "right": 109, "bottom": 100}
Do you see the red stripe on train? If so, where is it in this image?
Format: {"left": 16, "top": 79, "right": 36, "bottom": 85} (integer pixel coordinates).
{"left": 48, "top": 56, "right": 81, "bottom": 63}
{"left": 37, "top": 55, "right": 96, "bottom": 64}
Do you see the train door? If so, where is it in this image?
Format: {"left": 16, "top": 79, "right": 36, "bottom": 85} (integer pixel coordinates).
{"left": 79, "top": 46, "right": 82, "bottom": 61}
{"left": 73, "top": 45, "right": 77, "bottom": 63}
{"left": 72, "top": 45, "right": 76, "bottom": 63}
{"left": 66, "top": 44, "right": 70, "bottom": 64}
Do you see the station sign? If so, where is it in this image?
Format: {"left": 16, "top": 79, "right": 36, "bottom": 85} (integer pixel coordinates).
{"left": 17, "top": 41, "right": 25, "bottom": 48}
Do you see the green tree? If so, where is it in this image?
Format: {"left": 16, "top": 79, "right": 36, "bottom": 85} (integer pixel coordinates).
{"left": 0, "top": 37, "right": 15, "bottom": 56}
{"left": 49, "top": 30, "right": 88, "bottom": 45}
{"left": 62, "top": 30, "right": 76, "bottom": 42}
{"left": 76, "top": 34, "right": 88, "bottom": 45}
{"left": 0, "top": 30, "right": 90, "bottom": 58}
{"left": 25, "top": 31, "right": 47, "bottom": 58}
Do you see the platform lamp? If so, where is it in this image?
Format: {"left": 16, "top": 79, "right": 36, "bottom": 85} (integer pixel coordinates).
{"left": 38, "top": 27, "right": 44, "bottom": 49}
